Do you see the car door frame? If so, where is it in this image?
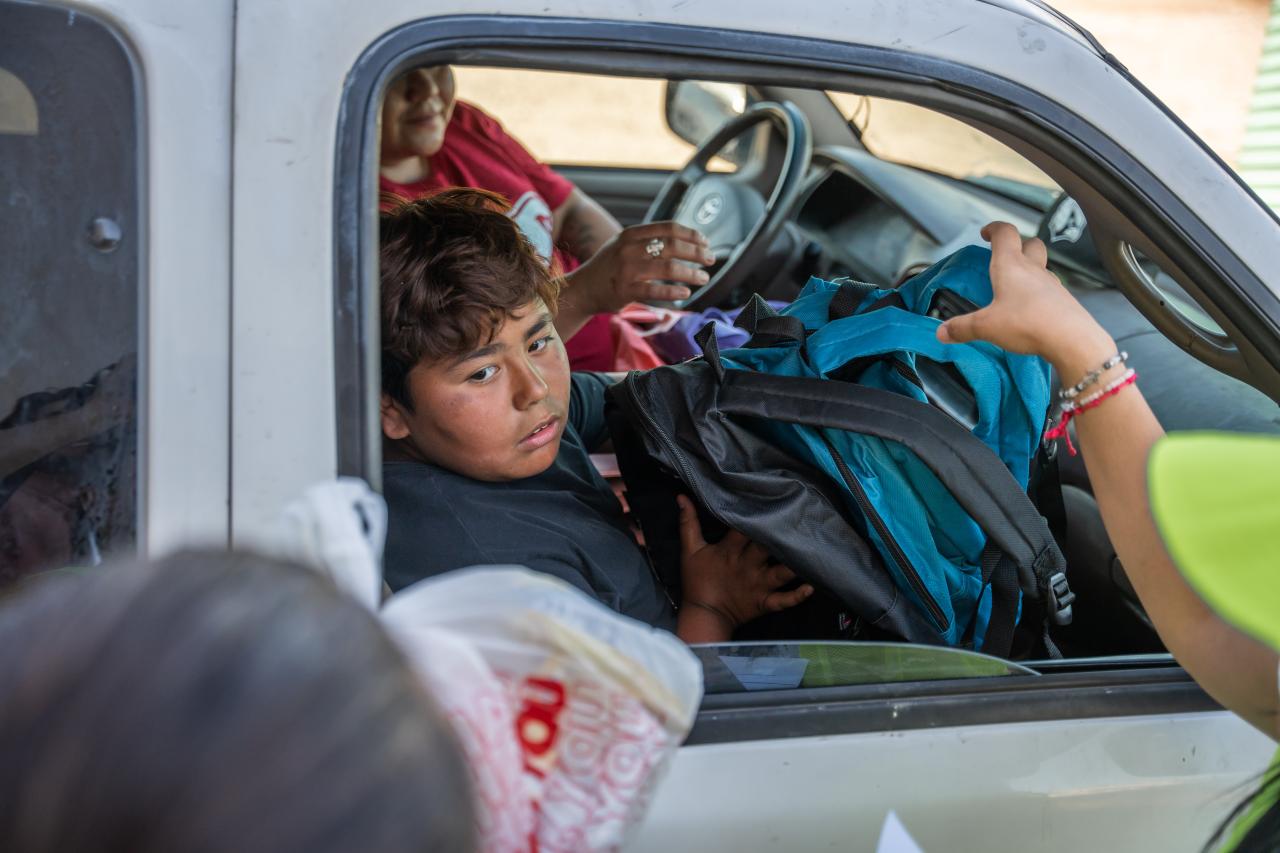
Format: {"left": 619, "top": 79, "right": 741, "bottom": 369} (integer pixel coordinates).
{"left": 330, "top": 12, "right": 1280, "bottom": 737}
{"left": 335, "top": 16, "right": 1280, "bottom": 492}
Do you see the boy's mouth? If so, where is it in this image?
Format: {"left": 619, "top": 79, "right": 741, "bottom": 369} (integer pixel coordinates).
{"left": 519, "top": 415, "right": 561, "bottom": 451}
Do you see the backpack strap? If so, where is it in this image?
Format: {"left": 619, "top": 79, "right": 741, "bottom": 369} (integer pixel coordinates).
{"left": 693, "top": 322, "right": 727, "bottom": 383}
{"left": 827, "top": 280, "right": 880, "bottom": 321}
{"left": 730, "top": 294, "right": 807, "bottom": 348}
{"left": 744, "top": 315, "right": 807, "bottom": 348}
{"left": 826, "top": 280, "right": 906, "bottom": 321}
{"left": 960, "top": 542, "right": 1020, "bottom": 658}
{"left": 716, "top": 370, "right": 1072, "bottom": 623}
{"left": 733, "top": 293, "right": 780, "bottom": 332}
{"left": 1031, "top": 416, "right": 1068, "bottom": 546}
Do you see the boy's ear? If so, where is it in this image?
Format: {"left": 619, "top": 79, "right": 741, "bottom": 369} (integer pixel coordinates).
{"left": 380, "top": 393, "right": 412, "bottom": 441}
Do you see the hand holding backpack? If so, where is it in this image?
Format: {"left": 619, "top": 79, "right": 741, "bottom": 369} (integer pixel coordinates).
{"left": 606, "top": 246, "right": 1074, "bottom": 657}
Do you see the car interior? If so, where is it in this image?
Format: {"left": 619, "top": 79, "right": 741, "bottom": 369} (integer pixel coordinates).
{"left": 372, "top": 62, "right": 1280, "bottom": 694}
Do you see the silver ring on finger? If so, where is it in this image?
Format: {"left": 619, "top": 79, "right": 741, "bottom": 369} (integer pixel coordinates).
{"left": 645, "top": 237, "right": 665, "bottom": 259}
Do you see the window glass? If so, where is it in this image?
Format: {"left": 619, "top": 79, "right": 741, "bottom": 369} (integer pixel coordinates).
{"left": 829, "top": 92, "right": 1060, "bottom": 196}
{"left": 0, "top": 3, "right": 140, "bottom": 585}
{"left": 695, "top": 642, "right": 1035, "bottom": 694}
{"left": 453, "top": 67, "right": 701, "bottom": 169}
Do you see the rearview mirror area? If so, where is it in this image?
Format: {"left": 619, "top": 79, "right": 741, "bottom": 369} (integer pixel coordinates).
{"left": 665, "top": 79, "right": 749, "bottom": 164}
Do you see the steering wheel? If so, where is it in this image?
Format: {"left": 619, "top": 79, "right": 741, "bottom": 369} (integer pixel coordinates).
{"left": 643, "top": 100, "right": 812, "bottom": 311}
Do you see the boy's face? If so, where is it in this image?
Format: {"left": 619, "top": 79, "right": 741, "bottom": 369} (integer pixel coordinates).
{"left": 380, "top": 300, "right": 571, "bottom": 482}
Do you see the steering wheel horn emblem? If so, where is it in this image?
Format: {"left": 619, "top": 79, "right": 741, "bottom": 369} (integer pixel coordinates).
{"left": 694, "top": 193, "right": 724, "bottom": 225}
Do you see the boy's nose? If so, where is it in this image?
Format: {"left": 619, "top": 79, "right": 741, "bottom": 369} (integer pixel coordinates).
{"left": 513, "top": 361, "right": 549, "bottom": 410}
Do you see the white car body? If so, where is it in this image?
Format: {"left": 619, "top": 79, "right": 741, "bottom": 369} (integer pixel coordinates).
{"left": 6, "top": 0, "right": 1278, "bottom": 849}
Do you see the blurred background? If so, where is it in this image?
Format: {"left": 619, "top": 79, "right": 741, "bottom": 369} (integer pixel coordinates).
{"left": 1055, "top": 0, "right": 1273, "bottom": 180}
{"left": 457, "top": 0, "right": 1280, "bottom": 208}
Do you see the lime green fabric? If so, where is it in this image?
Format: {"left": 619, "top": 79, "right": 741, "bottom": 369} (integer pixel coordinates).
{"left": 1148, "top": 433, "right": 1280, "bottom": 653}
{"left": 1221, "top": 747, "right": 1280, "bottom": 852}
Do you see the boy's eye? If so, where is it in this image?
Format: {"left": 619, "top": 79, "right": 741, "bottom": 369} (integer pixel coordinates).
{"left": 529, "top": 335, "right": 553, "bottom": 354}
{"left": 467, "top": 365, "right": 498, "bottom": 383}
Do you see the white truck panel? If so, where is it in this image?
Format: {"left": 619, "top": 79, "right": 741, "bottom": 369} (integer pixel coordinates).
{"left": 633, "top": 712, "right": 1274, "bottom": 851}
{"left": 74, "top": 0, "right": 235, "bottom": 554}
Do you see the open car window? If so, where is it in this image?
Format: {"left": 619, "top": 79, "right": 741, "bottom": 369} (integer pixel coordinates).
{"left": 828, "top": 91, "right": 1060, "bottom": 207}
{"left": 453, "top": 66, "right": 704, "bottom": 170}
{"left": 353, "top": 55, "right": 1280, "bottom": 692}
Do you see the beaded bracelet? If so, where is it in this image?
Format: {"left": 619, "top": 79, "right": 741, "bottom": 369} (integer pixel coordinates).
{"left": 1044, "top": 369, "right": 1138, "bottom": 456}
{"left": 1058, "top": 351, "right": 1128, "bottom": 400}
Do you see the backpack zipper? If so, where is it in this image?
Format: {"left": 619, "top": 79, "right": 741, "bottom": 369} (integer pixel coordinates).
{"left": 890, "top": 358, "right": 926, "bottom": 392}
{"left": 819, "top": 432, "right": 950, "bottom": 632}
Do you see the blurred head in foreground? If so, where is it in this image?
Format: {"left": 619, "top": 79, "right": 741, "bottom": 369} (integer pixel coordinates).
{"left": 0, "top": 550, "right": 475, "bottom": 853}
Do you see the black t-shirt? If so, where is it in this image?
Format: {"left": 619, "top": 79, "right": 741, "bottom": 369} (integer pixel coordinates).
{"left": 382, "top": 372, "right": 676, "bottom": 630}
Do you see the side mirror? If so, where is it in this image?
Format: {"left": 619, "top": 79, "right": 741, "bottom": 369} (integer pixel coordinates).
{"left": 664, "top": 80, "right": 748, "bottom": 164}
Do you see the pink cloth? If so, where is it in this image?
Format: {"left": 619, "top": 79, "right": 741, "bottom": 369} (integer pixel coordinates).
{"left": 609, "top": 312, "right": 665, "bottom": 371}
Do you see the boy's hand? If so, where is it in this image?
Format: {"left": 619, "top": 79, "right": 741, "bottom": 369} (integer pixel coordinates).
{"left": 675, "top": 495, "right": 813, "bottom": 644}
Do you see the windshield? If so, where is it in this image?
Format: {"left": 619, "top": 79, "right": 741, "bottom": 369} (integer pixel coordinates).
{"left": 694, "top": 642, "right": 1036, "bottom": 694}
{"left": 828, "top": 92, "right": 1061, "bottom": 199}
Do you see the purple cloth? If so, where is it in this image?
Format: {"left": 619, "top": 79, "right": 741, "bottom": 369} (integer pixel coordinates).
{"left": 650, "top": 301, "right": 789, "bottom": 363}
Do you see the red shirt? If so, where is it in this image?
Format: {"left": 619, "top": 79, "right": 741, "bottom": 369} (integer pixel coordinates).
{"left": 381, "top": 102, "right": 613, "bottom": 370}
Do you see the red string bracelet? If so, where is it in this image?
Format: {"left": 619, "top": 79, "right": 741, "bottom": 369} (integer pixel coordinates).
{"left": 1044, "top": 370, "right": 1138, "bottom": 456}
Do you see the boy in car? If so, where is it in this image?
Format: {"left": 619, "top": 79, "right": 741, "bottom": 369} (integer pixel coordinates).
{"left": 379, "top": 188, "right": 812, "bottom": 643}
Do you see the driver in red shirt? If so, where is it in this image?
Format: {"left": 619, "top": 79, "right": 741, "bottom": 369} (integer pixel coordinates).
{"left": 380, "top": 65, "right": 715, "bottom": 371}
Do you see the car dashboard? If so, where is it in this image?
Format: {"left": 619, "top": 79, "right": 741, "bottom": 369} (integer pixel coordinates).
{"left": 793, "top": 146, "right": 1042, "bottom": 287}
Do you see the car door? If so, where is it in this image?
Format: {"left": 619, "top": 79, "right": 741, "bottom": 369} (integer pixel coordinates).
{"left": 1, "top": 0, "right": 233, "bottom": 574}
{"left": 232, "top": 1, "right": 1280, "bottom": 849}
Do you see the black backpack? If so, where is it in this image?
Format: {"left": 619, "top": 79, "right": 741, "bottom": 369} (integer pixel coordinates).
{"left": 605, "top": 270, "right": 1073, "bottom": 657}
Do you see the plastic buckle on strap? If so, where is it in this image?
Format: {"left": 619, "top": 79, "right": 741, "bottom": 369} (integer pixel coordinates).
{"left": 1041, "top": 413, "right": 1060, "bottom": 461}
{"left": 1047, "top": 571, "right": 1075, "bottom": 626}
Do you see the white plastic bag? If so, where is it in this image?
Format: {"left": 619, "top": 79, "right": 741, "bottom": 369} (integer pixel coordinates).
{"left": 383, "top": 567, "right": 703, "bottom": 853}
{"left": 266, "top": 481, "right": 703, "bottom": 851}
{"left": 258, "top": 476, "right": 385, "bottom": 609}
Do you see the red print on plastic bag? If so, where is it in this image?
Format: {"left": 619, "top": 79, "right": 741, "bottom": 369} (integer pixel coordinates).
{"left": 518, "top": 677, "right": 566, "bottom": 771}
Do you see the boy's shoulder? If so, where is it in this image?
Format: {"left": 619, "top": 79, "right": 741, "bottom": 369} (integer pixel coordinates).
{"left": 568, "top": 371, "right": 612, "bottom": 450}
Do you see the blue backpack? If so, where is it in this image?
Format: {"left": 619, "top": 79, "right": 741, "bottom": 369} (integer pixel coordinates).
{"left": 607, "top": 246, "right": 1074, "bottom": 654}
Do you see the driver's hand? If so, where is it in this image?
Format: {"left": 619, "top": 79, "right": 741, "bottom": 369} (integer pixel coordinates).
{"left": 565, "top": 221, "right": 716, "bottom": 313}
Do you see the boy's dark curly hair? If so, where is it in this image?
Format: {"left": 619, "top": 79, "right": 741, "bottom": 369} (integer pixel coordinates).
{"left": 379, "top": 188, "right": 560, "bottom": 410}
